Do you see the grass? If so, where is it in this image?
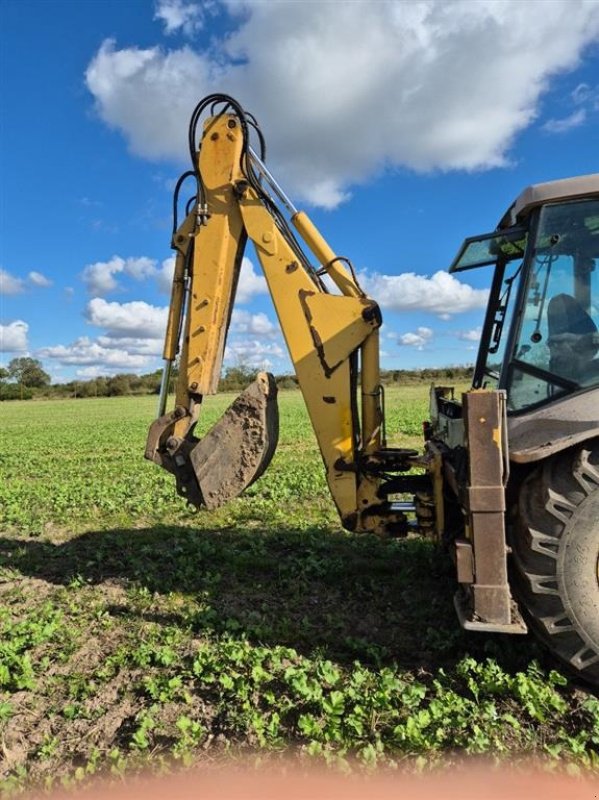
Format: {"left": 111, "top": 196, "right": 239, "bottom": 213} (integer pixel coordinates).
{"left": 1, "top": 387, "right": 598, "bottom": 792}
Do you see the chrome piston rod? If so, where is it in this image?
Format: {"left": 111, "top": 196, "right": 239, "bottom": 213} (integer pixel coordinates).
{"left": 157, "top": 359, "right": 173, "bottom": 418}
{"left": 249, "top": 147, "right": 298, "bottom": 217}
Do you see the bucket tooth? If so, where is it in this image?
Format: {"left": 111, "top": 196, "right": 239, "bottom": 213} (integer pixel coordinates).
{"left": 188, "top": 371, "right": 279, "bottom": 509}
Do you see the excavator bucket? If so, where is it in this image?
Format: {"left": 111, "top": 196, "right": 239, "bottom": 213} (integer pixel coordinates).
{"left": 146, "top": 373, "right": 279, "bottom": 510}
{"left": 190, "top": 372, "right": 279, "bottom": 509}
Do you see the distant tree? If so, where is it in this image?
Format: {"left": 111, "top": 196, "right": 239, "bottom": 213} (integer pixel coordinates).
{"left": 95, "top": 376, "right": 109, "bottom": 397}
{"left": 107, "top": 374, "right": 132, "bottom": 396}
{"left": 218, "top": 364, "right": 258, "bottom": 392}
{"left": 0, "top": 383, "right": 32, "bottom": 401}
{"left": 7, "top": 357, "right": 50, "bottom": 398}
{"left": 0, "top": 367, "right": 8, "bottom": 384}
{"left": 76, "top": 380, "right": 97, "bottom": 398}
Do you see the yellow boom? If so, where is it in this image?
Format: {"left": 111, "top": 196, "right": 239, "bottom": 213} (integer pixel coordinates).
{"left": 146, "top": 96, "right": 432, "bottom": 535}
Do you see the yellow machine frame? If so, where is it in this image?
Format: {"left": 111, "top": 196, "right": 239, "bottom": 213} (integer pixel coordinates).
{"left": 146, "top": 112, "right": 433, "bottom": 534}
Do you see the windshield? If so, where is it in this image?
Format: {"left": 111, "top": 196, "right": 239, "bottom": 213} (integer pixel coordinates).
{"left": 450, "top": 226, "right": 527, "bottom": 391}
{"left": 450, "top": 227, "right": 527, "bottom": 272}
{"left": 504, "top": 198, "right": 599, "bottom": 412}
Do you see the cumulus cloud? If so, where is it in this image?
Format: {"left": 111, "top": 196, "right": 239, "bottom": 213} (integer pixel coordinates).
{"left": 0, "top": 321, "right": 29, "bottom": 352}
{"left": 398, "top": 326, "right": 433, "bottom": 350}
{"left": 237, "top": 258, "right": 267, "bottom": 303}
{"left": 86, "top": 1, "right": 599, "bottom": 208}
{"left": 1, "top": 268, "right": 24, "bottom": 295}
{"left": 154, "top": 0, "right": 209, "bottom": 36}
{"left": 224, "top": 339, "right": 285, "bottom": 370}
{"left": 364, "top": 271, "right": 489, "bottom": 319}
{"left": 38, "top": 296, "right": 167, "bottom": 374}
{"left": 456, "top": 327, "right": 482, "bottom": 342}
{"left": 72, "top": 260, "right": 272, "bottom": 373}
{"left": 231, "top": 308, "right": 279, "bottom": 337}
{"left": 39, "top": 337, "right": 150, "bottom": 370}
{"left": 157, "top": 256, "right": 176, "bottom": 294}
{"left": 28, "top": 271, "right": 53, "bottom": 288}
{"left": 1, "top": 269, "right": 53, "bottom": 293}
{"left": 82, "top": 256, "right": 158, "bottom": 294}
{"left": 75, "top": 366, "right": 109, "bottom": 379}
{"left": 86, "top": 297, "right": 168, "bottom": 339}
{"left": 96, "top": 335, "right": 164, "bottom": 356}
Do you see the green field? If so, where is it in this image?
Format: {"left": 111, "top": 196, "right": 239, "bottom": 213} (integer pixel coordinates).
{"left": 1, "top": 388, "right": 598, "bottom": 791}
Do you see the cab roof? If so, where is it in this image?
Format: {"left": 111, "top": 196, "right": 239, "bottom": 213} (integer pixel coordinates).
{"left": 499, "top": 173, "right": 599, "bottom": 229}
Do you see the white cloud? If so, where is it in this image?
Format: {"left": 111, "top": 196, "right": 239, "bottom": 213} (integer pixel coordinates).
{"left": 1, "top": 268, "right": 24, "bottom": 295}
{"left": 97, "top": 335, "right": 164, "bottom": 356}
{"left": 99, "top": 255, "right": 268, "bottom": 303}
{"left": 230, "top": 308, "right": 278, "bottom": 337}
{"left": 0, "top": 321, "right": 29, "bottom": 352}
{"left": 237, "top": 257, "right": 267, "bottom": 304}
{"left": 542, "top": 108, "right": 587, "bottom": 133}
{"left": 82, "top": 255, "right": 158, "bottom": 294}
{"left": 82, "top": 257, "right": 122, "bottom": 294}
{"left": 456, "top": 327, "right": 482, "bottom": 342}
{"left": 157, "top": 255, "right": 176, "bottom": 294}
{"left": 364, "top": 270, "right": 489, "bottom": 319}
{"left": 398, "top": 326, "right": 433, "bottom": 350}
{"left": 28, "top": 271, "right": 53, "bottom": 287}
{"left": 123, "top": 257, "right": 157, "bottom": 281}
{"left": 75, "top": 366, "right": 107, "bottom": 379}
{"left": 224, "top": 339, "right": 285, "bottom": 369}
{"left": 86, "top": 1, "right": 599, "bottom": 208}
{"left": 154, "top": 0, "right": 208, "bottom": 36}
{"left": 39, "top": 337, "right": 150, "bottom": 370}
{"left": 572, "top": 81, "right": 599, "bottom": 113}
{"left": 86, "top": 297, "right": 168, "bottom": 339}
{"left": 1, "top": 269, "right": 53, "bottom": 293}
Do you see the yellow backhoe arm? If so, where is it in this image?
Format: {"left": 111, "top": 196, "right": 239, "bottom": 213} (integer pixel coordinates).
{"left": 146, "top": 98, "right": 430, "bottom": 535}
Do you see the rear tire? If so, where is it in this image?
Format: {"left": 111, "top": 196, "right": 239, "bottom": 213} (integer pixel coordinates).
{"left": 511, "top": 441, "right": 599, "bottom": 685}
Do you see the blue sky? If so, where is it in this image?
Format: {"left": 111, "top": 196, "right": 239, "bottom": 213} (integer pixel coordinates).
{"left": 1, "top": 0, "right": 599, "bottom": 382}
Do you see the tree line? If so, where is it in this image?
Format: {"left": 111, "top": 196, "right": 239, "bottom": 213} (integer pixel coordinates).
{"left": 0, "top": 357, "right": 474, "bottom": 401}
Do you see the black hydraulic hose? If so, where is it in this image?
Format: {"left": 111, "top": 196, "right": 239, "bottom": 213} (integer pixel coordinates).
{"left": 172, "top": 170, "right": 196, "bottom": 237}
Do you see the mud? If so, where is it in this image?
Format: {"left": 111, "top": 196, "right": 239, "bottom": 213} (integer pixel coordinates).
{"left": 191, "top": 372, "right": 279, "bottom": 509}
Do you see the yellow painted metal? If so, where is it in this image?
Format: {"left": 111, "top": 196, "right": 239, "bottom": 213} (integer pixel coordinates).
{"left": 163, "top": 212, "right": 195, "bottom": 361}
{"left": 360, "top": 330, "right": 382, "bottom": 455}
{"left": 174, "top": 115, "right": 246, "bottom": 408}
{"left": 161, "top": 109, "right": 389, "bottom": 529}
{"left": 299, "top": 292, "right": 378, "bottom": 373}
{"left": 424, "top": 441, "right": 445, "bottom": 541}
{"left": 238, "top": 192, "right": 380, "bottom": 523}
{"left": 291, "top": 211, "right": 382, "bottom": 461}
{"left": 291, "top": 211, "right": 363, "bottom": 298}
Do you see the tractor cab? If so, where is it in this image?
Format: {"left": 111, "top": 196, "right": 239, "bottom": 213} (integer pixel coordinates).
{"left": 451, "top": 176, "right": 599, "bottom": 415}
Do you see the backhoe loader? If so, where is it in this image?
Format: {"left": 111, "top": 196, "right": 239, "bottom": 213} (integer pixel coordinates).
{"left": 146, "top": 95, "right": 599, "bottom": 685}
